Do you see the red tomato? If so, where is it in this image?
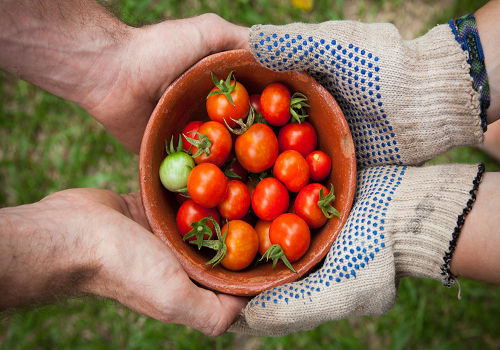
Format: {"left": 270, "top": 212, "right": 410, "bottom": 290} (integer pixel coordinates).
{"left": 174, "top": 192, "right": 190, "bottom": 205}
{"left": 306, "top": 150, "right": 332, "bottom": 182}
{"left": 223, "top": 154, "right": 248, "bottom": 183}
{"left": 176, "top": 199, "right": 221, "bottom": 241}
{"left": 235, "top": 123, "right": 279, "bottom": 173}
{"left": 255, "top": 219, "right": 273, "bottom": 256}
{"left": 277, "top": 121, "right": 317, "bottom": 158}
{"left": 220, "top": 220, "right": 259, "bottom": 271}
{"left": 249, "top": 94, "right": 261, "bottom": 114}
{"left": 189, "top": 121, "right": 232, "bottom": 167}
{"left": 242, "top": 212, "right": 256, "bottom": 227}
{"left": 251, "top": 177, "right": 289, "bottom": 221}
{"left": 218, "top": 180, "right": 251, "bottom": 220}
{"left": 206, "top": 80, "right": 249, "bottom": 129}
{"left": 245, "top": 179, "right": 256, "bottom": 199}
{"left": 260, "top": 83, "right": 291, "bottom": 126}
{"left": 269, "top": 213, "right": 310, "bottom": 262}
{"left": 187, "top": 163, "right": 227, "bottom": 208}
{"left": 295, "top": 183, "right": 331, "bottom": 229}
{"left": 287, "top": 196, "right": 296, "bottom": 214}
{"left": 273, "top": 150, "right": 310, "bottom": 193}
{"left": 181, "top": 120, "right": 203, "bottom": 152}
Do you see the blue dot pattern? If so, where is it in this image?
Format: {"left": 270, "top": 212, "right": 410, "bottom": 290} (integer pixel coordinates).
{"left": 249, "top": 165, "right": 407, "bottom": 308}
{"left": 253, "top": 32, "right": 401, "bottom": 168}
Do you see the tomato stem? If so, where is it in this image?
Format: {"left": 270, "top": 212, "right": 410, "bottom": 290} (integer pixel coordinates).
{"left": 165, "top": 135, "right": 186, "bottom": 155}
{"left": 220, "top": 158, "right": 241, "bottom": 179}
{"left": 260, "top": 244, "right": 296, "bottom": 273}
{"left": 188, "top": 217, "right": 229, "bottom": 267}
{"left": 224, "top": 103, "right": 256, "bottom": 135}
{"left": 182, "top": 131, "right": 213, "bottom": 159}
{"left": 183, "top": 217, "right": 215, "bottom": 249}
{"left": 318, "top": 184, "right": 341, "bottom": 219}
{"left": 290, "top": 92, "right": 310, "bottom": 123}
{"left": 207, "top": 70, "right": 237, "bottom": 106}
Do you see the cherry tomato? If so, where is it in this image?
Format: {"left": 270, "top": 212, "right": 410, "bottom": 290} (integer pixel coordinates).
{"left": 295, "top": 183, "right": 331, "bottom": 229}
{"left": 242, "top": 212, "right": 256, "bottom": 227}
{"left": 306, "top": 150, "right": 332, "bottom": 182}
{"left": 220, "top": 220, "right": 259, "bottom": 271}
{"left": 249, "top": 94, "right": 261, "bottom": 114}
{"left": 189, "top": 121, "right": 232, "bottom": 167}
{"left": 174, "top": 192, "right": 190, "bottom": 205}
{"left": 206, "top": 80, "right": 249, "bottom": 129}
{"left": 277, "top": 121, "right": 317, "bottom": 158}
{"left": 222, "top": 153, "right": 248, "bottom": 183}
{"left": 181, "top": 120, "right": 203, "bottom": 152}
{"left": 273, "top": 150, "right": 310, "bottom": 193}
{"left": 269, "top": 213, "right": 310, "bottom": 263}
{"left": 260, "top": 83, "right": 291, "bottom": 126}
{"left": 235, "top": 123, "right": 279, "bottom": 173}
{"left": 218, "top": 180, "right": 251, "bottom": 220}
{"left": 245, "top": 179, "right": 256, "bottom": 199}
{"left": 255, "top": 219, "right": 272, "bottom": 256}
{"left": 176, "top": 199, "right": 221, "bottom": 241}
{"left": 159, "top": 150, "right": 195, "bottom": 192}
{"left": 251, "top": 177, "right": 289, "bottom": 221}
{"left": 187, "top": 163, "right": 227, "bottom": 208}
{"left": 287, "top": 196, "right": 296, "bottom": 214}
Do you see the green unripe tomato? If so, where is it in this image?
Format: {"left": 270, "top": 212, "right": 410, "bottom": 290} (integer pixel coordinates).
{"left": 159, "top": 152, "right": 195, "bottom": 192}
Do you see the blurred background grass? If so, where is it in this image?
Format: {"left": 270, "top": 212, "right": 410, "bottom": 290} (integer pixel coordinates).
{"left": 1, "top": 0, "right": 499, "bottom": 349}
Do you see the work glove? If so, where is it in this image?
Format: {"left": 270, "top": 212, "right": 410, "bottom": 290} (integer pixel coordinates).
{"left": 247, "top": 15, "right": 489, "bottom": 168}
{"left": 229, "top": 15, "right": 490, "bottom": 336}
{"left": 230, "top": 163, "right": 484, "bottom": 336}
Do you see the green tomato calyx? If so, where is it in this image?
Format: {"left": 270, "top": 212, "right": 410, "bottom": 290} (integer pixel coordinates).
{"left": 188, "top": 217, "right": 229, "bottom": 268}
{"left": 165, "top": 135, "right": 185, "bottom": 155}
{"left": 182, "top": 131, "right": 213, "bottom": 159}
{"left": 183, "top": 217, "right": 214, "bottom": 249}
{"left": 318, "top": 184, "right": 341, "bottom": 219}
{"left": 224, "top": 102, "right": 256, "bottom": 135}
{"left": 260, "top": 244, "right": 296, "bottom": 273}
{"left": 290, "top": 92, "right": 310, "bottom": 123}
{"left": 207, "top": 70, "right": 237, "bottom": 106}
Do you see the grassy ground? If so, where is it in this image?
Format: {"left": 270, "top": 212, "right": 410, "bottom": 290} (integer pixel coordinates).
{"left": 1, "top": 0, "right": 499, "bottom": 349}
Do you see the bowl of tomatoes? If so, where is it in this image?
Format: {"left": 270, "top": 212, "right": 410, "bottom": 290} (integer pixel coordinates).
{"left": 139, "top": 49, "right": 356, "bottom": 296}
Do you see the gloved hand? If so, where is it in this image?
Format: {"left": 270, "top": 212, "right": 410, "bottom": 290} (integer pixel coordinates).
{"left": 229, "top": 163, "right": 484, "bottom": 336}
{"left": 248, "top": 17, "right": 488, "bottom": 168}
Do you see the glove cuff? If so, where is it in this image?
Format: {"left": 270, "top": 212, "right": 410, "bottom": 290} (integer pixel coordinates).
{"left": 391, "top": 163, "right": 484, "bottom": 284}
{"left": 449, "top": 14, "right": 490, "bottom": 132}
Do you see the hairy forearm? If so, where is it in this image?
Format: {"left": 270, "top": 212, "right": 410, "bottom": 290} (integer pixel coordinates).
{"left": 0, "top": 0, "right": 131, "bottom": 110}
{"left": 476, "top": 0, "right": 500, "bottom": 124}
{"left": 0, "top": 201, "right": 100, "bottom": 310}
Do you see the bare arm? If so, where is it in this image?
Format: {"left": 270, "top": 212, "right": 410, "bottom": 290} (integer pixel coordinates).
{"left": 475, "top": 0, "right": 500, "bottom": 124}
{"left": 0, "top": 189, "right": 247, "bottom": 336}
{"left": 450, "top": 172, "right": 500, "bottom": 285}
{"left": 0, "top": 0, "right": 249, "bottom": 154}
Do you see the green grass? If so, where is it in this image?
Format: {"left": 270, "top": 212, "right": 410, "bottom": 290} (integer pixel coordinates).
{"left": 1, "top": 0, "right": 499, "bottom": 349}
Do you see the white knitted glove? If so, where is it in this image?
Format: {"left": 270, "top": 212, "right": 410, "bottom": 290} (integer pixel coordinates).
{"left": 229, "top": 163, "right": 484, "bottom": 336}
{"left": 248, "top": 21, "right": 485, "bottom": 168}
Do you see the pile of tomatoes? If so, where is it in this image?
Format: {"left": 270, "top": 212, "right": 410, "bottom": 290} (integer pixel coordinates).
{"left": 159, "top": 71, "right": 339, "bottom": 272}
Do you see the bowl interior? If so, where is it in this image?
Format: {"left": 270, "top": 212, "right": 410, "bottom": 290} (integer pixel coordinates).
{"left": 139, "top": 50, "right": 356, "bottom": 296}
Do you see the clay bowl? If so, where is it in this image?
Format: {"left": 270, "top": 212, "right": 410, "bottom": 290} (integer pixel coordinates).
{"left": 139, "top": 49, "right": 356, "bottom": 296}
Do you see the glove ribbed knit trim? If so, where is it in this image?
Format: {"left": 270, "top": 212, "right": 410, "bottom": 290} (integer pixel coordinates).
{"left": 449, "top": 14, "right": 490, "bottom": 132}
{"left": 441, "top": 162, "right": 485, "bottom": 287}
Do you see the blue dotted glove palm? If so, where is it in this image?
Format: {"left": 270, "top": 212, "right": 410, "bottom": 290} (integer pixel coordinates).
{"left": 229, "top": 163, "right": 483, "bottom": 336}
{"left": 248, "top": 20, "right": 484, "bottom": 168}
